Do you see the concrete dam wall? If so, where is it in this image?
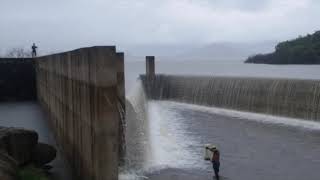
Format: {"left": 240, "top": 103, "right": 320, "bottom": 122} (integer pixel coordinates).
{"left": 0, "top": 58, "right": 36, "bottom": 101}
{"left": 36, "top": 46, "right": 125, "bottom": 180}
{"left": 141, "top": 75, "right": 320, "bottom": 121}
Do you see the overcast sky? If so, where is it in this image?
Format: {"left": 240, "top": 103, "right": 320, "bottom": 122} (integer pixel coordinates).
{"left": 0, "top": 0, "right": 319, "bottom": 54}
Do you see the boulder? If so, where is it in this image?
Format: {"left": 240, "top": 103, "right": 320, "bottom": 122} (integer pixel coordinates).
{"left": 0, "top": 127, "right": 38, "bottom": 165}
{"left": 0, "top": 151, "right": 18, "bottom": 180}
{"left": 31, "top": 143, "right": 56, "bottom": 166}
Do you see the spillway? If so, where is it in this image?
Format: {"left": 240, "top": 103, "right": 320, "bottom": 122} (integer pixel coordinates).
{"left": 141, "top": 75, "right": 320, "bottom": 121}
{"left": 121, "top": 75, "right": 320, "bottom": 180}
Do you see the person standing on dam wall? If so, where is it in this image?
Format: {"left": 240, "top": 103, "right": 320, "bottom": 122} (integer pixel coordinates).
{"left": 32, "top": 43, "right": 38, "bottom": 57}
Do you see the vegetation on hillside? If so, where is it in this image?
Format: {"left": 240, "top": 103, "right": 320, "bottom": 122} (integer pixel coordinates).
{"left": 245, "top": 31, "right": 320, "bottom": 64}
{"left": 0, "top": 48, "right": 31, "bottom": 58}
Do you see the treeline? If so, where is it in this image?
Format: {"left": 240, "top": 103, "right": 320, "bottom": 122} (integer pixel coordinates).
{"left": 245, "top": 31, "right": 320, "bottom": 64}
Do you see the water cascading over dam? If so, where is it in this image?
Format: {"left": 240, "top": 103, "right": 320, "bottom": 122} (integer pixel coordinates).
{"left": 118, "top": 53, "right": 320, "bottom": 180}
{"left": 122, "top": 73, "right": 320, "bottom": 179}
{"left": 124, "top": 80, "right": 150, "bottom": 171}
{"left": 140, "top": 74, "right": 320, "bottom": 121}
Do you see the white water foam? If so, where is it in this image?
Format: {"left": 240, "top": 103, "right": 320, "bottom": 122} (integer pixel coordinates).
{"left": 159, "top": 100, "right": 320, "bottom": 131}
{"left": 147, "top": 101, "right": 201, "bottom": 169}
{"left": 120, "top": 100, "right": 209, "bottom": 180}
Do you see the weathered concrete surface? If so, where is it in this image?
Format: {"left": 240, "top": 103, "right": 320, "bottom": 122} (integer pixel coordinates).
{"left": 36, "top": 46, "right": 125, "bottom": 180}
{"left": 141, "top": 75, "right": 320, "bottom": 121}
{"left": 116, "top": 53, "right": 126, "bottom": 162}
{"left": 146, "top": 56, "right": 155, "bottom": 76}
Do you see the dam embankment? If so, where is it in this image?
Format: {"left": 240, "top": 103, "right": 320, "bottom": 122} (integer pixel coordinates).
{"left": 0, "top": 47, "right": 125, "bottom": 180}
{"left": 36, "top": 46, "right": 125, "bottom": 180}
{"left": 140, "top": 74, "right": 320, "bottom": 121}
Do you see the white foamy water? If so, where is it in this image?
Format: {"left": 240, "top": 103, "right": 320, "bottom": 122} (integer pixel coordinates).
{"left": 147, "top": 102, "right": 203, "bottom": 169}
{"left": 121, "top": 91, "right": 208, "bottom": 180}
{"left": 121, "top": 93, "right": 205, "bottom": 180}
{"left": 159, "top": 101, "right": 320, "bottom": 131}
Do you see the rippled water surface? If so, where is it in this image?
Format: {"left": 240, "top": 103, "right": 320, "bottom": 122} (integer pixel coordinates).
{"left": 132, "top": 101, "right": 320, "bottom": 180}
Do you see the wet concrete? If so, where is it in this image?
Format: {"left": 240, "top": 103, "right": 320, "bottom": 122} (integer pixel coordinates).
{"left": 0, "top": 102, "right": 73, "bottom": 180}
{"left": 145, "top": 101, "right": 320, "bottom": 180}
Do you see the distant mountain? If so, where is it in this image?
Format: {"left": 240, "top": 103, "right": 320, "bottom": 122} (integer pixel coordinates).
{"left": 245, "top": 31, "right": 320, "bottom": 64}
{"left": 122, "top": 42, "right": 276, "bottom": 61}
{"left": 120, "top": 44, "right": 196, "bottom": 61}
{"left": 179, "top": 42, "right": 276, "bottom": 61}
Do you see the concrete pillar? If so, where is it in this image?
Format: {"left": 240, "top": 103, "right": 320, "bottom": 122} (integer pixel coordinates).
{"left": 146, "top": 56, "right": 155, "bottom": 76}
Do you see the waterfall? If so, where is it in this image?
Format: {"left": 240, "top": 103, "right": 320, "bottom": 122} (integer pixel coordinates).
{"left": 121, "top": 79, "right": 203, "bottom": 180}
{"left": 120, "top": 80, "right": 151, "bottom": 178}
{"left": 141, "top": 75, "right": 320, "bottom": 121}
{"left": 120, "top": 74, "right": 320, "bottom": 179}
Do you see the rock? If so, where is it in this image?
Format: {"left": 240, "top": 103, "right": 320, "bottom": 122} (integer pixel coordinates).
{"left": 42, "top": 165, "right": 53, "bottom": 171}
{"left": 0, "top": 151, "right": 18, "bottom": 180}
{"left": 0, "top": 127, "right": 38, "bottom": 165}
{"left": 31, "top": 143, "right": 56, "bottom": 166}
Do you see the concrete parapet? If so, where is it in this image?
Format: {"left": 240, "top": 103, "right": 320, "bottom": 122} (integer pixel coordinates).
{"left": 145, "top": 56, "right": 155, "bottom": 76}
{"left": 35, "top": 46, "right": 124, "bottom": 180}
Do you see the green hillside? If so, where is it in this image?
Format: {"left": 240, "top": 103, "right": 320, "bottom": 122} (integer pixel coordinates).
{"left": 245, "top": 31, "right": 320, "bottom": 64}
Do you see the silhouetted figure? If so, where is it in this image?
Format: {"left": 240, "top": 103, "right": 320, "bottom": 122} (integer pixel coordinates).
{"left": 207, "top": 147, "right": 220, "bottom": 180}
{"left": 31, "top": 43, "right": 38, "bottom": 57}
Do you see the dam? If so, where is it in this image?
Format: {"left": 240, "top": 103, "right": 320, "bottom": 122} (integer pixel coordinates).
{"left": 0, "top": 46, "right": 125, "bottom": 180}
{"left": 1, "top": 48, "right": 320, "bottom": 180}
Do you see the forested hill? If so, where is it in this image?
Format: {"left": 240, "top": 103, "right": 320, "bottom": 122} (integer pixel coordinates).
{"left": 245, "top": 31, "right": 320, "bottom": 64}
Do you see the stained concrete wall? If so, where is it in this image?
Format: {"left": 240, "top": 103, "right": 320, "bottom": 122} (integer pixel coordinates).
{"left": 141, "top": 74, "right": 320, "bottom": 121}
{"left": 116, "top": 52, "right": 126, "bottom": 162}
{"left": 146, "top": 56, "right": 155, "bottom": 76}
{"left": 0, "top": 58, "right": 36, "bottom": 101}
{"left": 36, "top": 46, "right": 125, "bottom": 180}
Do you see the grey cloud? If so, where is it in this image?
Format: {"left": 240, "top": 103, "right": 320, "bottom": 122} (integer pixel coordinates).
{"left": 0, "top": 0, "right": 319, "bottom": 54}
{"left": 200, "top": 0, "right": 271, "bottom": 11}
